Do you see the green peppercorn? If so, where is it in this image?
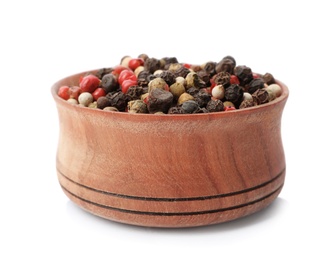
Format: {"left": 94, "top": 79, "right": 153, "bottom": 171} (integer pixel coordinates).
{"left": 178, "top": 92, "right": 194, "bottom": 105}
{"left": 185, "top": 72, "right": 205, "bottom": 89}
{"left": 103, "top": 106, "right": 119, "bottom": 112}
{"left": 170, "top": 82, "right": 186, "bottom": 100}
{"left": 128, "top": 100, "right": 148, "bottom": 113}
{"left": 148, "top": 78, "right": 168, "bottom": 92}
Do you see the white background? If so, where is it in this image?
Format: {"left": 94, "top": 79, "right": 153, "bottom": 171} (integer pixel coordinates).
{"left": 1, "top": 0, "right": 329, "bottom": 259}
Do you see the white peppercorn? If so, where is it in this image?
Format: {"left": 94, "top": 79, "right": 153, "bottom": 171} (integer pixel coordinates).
{"left": 211, "top": 85, "right": 225, "bottom": 99}
{"left": 78, "top": 92, "right": 93, "bottom": 107}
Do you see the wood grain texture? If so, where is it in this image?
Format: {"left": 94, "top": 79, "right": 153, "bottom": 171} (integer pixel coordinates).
{"left": 51, "top": 70, "right": 289, "bottom": 228}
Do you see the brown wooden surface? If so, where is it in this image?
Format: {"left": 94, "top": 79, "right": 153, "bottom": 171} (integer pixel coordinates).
{"left": 51, "top": 70, "right": 289, "bottom": 228}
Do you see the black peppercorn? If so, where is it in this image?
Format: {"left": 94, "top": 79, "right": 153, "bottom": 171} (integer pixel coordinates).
{"left": 215, "top": 56, "right": 236, "bottom": 74}
{"left": 186, "top": 86, "right": 200, "bottom": 97}
{"left": 223, "top": 55, "right": 236, "bottom": 66}
{"left": 252, "top": 88, "right": 269, "bottom": 105}
{"left": 101, "top": 73, "right": 119, "bottom": 93}
{"left": 174, "top": 66, "right": 191, "bottom": 78}
{"left": 162, "top": 57, "right": 179, "bottom": 65}
{"left": 225, "top": 84, "right": 244, "bottom": 107}
{"left": 262, "top": 72, "right": 276, "bottom": 85}
{"left": 126, "top": 86, "right": 144, "bottom": 100}
{"left": 214, "top": 71, "right": 231, "bottom": 88}
{"left": 144, "top": 57, "right": 161, "bottom": 73}
{"left": 107, "top": 91, "right": 129, "bottom": 111}
{"left": 206, "top": 99, "right": 224, "bottom": 112}
{"left": 194, "top": 90, "right": 211, "bottom": 108}
{"left": 234, "top": 65, "right": 253, "bottom": 87}
{"left": 168, "top": 106, "right": 184, "bottom": 114}
{"left": 96, "top": 96, "right": 111, "bottom": 109}
{"left": 147, "top": 88, "right": 174, "bottom": 113}
{"left": 138, "top": 53, "right": 149, "bottom": 61}
{"left": 137, "top": 71, "right": 153, "bottom": 88}
{"left": 96, "top": 68, "right": 113, "bottom": 79}
{"left": 203, "top": 61, "right": 217, "bottom": 76}
{"left": 147, "top": 74, "right": 157, "bottom": 82}
{"left": 137, "top": 70, "right": 150, "bottom": 80}
{"left": 181, "top": 100, "right": 200, "bottom": 114}
{"left": 239, "top": 99, "right": 255, "bottom": 109}
{"left": 197, "top": 70, "right": 211, "bottom": 87}
{"left": 158, "top": 70, "right": 176, "bottom": 86}
{"left": 197, "top": 107, "right": 209, "bottom": 113}
{"left": 247, "top": 78, "right": 265, "bottom": 94}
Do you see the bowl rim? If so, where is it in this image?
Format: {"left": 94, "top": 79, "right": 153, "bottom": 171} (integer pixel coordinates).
{"left": 51, "top": 69, "right": 289, "bottom": 120}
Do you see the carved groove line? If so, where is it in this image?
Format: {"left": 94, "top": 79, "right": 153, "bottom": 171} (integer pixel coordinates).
{"left": 57, "top": 167, "right": 285, "bottom": 202}
{"left": 61, "top": 184, "right": 283, "bottom": 216}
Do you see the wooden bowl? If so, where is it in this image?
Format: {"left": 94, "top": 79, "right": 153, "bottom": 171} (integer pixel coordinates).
{"left": 51, "top": 69, "right": 289, "bottom": 228}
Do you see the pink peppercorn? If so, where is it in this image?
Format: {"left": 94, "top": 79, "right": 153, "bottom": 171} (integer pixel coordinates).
{"left": 69, "top": 86, "right": 81, "bottom": 100}
{"left": 92, "top": 88, "right": 106, "bottom": 100}
{"left": 118, "top": 70, "right": 136, "bottom": 85}
{"left": 80, "top": 75, "right": 101, "bottom": 93}
{"left": 111, "top": 65, "right": 129, "bottom": 77}
{"left": 128, "top": 58, "right": 144, "bottom": 71}
{"left": 183, "top": 63, "right": 191, "bottom": 69}
{"left": 230, "top": 75, "right": 240, "bottom": 85}
{"left": 121, "top": 79, "right": 138, "bottom": 94}
{"left": 58, "top": 86, "right": 70, "bottom": 100}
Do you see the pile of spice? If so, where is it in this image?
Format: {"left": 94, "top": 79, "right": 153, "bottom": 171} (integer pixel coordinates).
{"left": 58, "top": 55, "right": 282, "bottom": 114}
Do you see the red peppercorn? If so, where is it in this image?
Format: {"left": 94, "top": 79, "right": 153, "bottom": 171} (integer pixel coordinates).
{"left": 164, "top": 83, "right": 170, "bottom": 91}
{"left": 183, "top": 63, "right": 191, "bottom": 69}
{"left": 80, "top": 75, "right": 101, "bottom": 93}
{"left": 92, "top": 88, "right": 106, "bottom": 100}
{"left": 58, "top": 86, "right": 70, "bottom": 100}
{"left": 111, "top": 65, "right": 130, "bottom": 77}
{"left": 143, "top": 95, "right": 149, "bottom": 104}
{"left": 69, "top": 86, "right": 81, "bottom": 100}
{"left": 253, "top": 73, "right": 260, "bottom": 79}
{"left": 121, "top": 79, "right": 138, "bottom": 94}
{"left": 230, "top": 75, "right": 240, "bottom": 85}
{"left": 118, "top": 70, "right": 137, "bottom": 86}
{"left": 128, "top": 58, "right": 144, "bottom": 71}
